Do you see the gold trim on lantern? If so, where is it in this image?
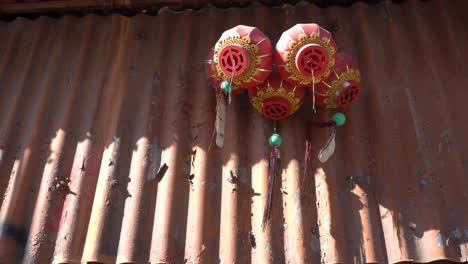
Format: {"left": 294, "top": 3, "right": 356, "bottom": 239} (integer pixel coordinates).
{"left": 214, "top": 34, "right": 271, "bottom": 88}
{"left": 282, "top": 32, "right": 336, "bottom": 84}
{"left": 252, "top": 80, "right": 302, "bottom": 113}
{"left": 324, "top": 68, "right": 361, "bottom": 109}
{"left": 208, "top": 63, "right": 222, "bottom": 83}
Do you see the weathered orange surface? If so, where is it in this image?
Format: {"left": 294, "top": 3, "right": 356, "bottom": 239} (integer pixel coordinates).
{"left": 0, "top": 0, "right": 467, "bottom": 263}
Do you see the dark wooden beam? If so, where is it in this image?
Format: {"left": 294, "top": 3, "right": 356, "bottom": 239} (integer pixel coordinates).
{"left": 0, "top": 0, "right": 251, "bottom": 15}
{"left": 0, "top": 0, "right": 386, "bottom": 16}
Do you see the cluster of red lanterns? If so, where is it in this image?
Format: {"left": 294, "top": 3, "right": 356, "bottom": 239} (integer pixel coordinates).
{"left": 206, "top": 24, "right": 362, "bottom": 228}
{"left": 206, "top": 23, "right": 361, "bottom": 121}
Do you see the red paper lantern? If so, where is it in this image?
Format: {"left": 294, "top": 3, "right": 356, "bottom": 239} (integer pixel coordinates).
{"left": 275, "top": 24, "right": 337, "bottom": 87}
{"left": 213, "top": 25, "right": 273, "bottom": 90}
{"left": 312, "top": 53, "right": 361, "bottom": 109}
{"left": 249, "top": 72, "right": 306, "bottom": 120}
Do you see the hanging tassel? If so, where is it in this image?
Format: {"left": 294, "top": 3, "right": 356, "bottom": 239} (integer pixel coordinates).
{"left": 303, "top": 139, "right": 312, "bottom": 183}
{"left": 209, "top": 80, "right": 236, "bottom": 150}
{"left": 318, "top": 127, "right": 336, "bottom": 163}
{"left": 209, "top": 86, "right": 227, "bottom": 151}
{"left": 262, "top": 146, "right": 277, "bottom": 228}
{"left": 215, "top": 90, "right": 226, "bottom": 148}
{"left": 262, "top": 132, "right": 282, "bottom": 229}
{"left": 317, "top": 112, "right": 346, "bottom": 163}
{"left": 302, "top": 122, "right": 313, "bottom": 184}
{"left": 303, "top": 115, "right": 334, "bottom": 181}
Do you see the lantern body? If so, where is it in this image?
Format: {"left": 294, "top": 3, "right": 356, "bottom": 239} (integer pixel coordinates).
{"left": 249, "top": 73, "right": 306, "bottom": 120}
{"left": 312, "top": 53, "right": 361, "bottom": 109}
{"left": 213, "top": 25, "right": 273, "bottom": 90}
{"left": 275, "top": 24, "right": 337, "bottom": 87}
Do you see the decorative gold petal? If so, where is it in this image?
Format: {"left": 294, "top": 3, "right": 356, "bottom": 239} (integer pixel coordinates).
{"left": 251, "top": 81, "right": 303, "bottom": 114}
{"left": 288, "top": 40, "right": 298, "bottom": 50}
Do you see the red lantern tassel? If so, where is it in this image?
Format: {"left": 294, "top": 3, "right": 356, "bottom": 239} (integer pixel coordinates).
{"left": 302, "top": 120, "right": 333, "bottom": 178}
{"left": 262, "top": 146, "right": 278, "bottom": 229}
{"left": 303, "top": 119, "right": 331, "bottom": 182}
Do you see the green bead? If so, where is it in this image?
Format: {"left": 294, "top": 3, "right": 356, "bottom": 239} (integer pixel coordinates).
{"left": 332, "top": 112, "right": 346, "bottom": 127}
{"left": 220, "top": 81, "right": 233, "bottom": 93}
{"left": 269, "top": 133, "right": 282, "bottom": 147}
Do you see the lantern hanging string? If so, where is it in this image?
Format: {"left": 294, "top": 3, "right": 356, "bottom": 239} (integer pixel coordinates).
{"left": 209, "top": 87, "right": 223, "bottom": 151}
{"left": 228, "top": 73, "right": 233, "bottom": 104}
{"left": 228, "top": 53, "right": 235, "bottom": 104}
{"left": 311, "top": 68, "right": 316, "bottom": 114}
{"left": 303, "top": 124, "right": 312, "bottom": 185}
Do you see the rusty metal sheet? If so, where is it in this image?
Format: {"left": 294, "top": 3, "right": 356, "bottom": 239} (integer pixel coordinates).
{"left": 0, "top": 1, "right": 385, "bottom": 16}
{"left": 0, "top": 0, "right": 467, "bottom": 263}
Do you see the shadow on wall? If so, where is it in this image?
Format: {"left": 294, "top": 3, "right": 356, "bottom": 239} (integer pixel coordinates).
{"left": 306, "top": 94, "right": 468, "bottom": 263}
{"left": 0, "top": 64, "right": 467, "bottom": 263}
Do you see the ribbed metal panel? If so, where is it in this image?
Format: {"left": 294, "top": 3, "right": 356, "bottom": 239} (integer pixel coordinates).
{"left": 0, "top": 1, "right": 467, "bottom": 263}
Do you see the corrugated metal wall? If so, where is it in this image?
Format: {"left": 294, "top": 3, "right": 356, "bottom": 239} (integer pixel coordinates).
{"left": 0, "top": 0, "right": 467, "bottom": 263}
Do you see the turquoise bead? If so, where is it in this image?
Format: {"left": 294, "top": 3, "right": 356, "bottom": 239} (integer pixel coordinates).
{"left": 332, "top": 112, "right": 346, "bottom": 127}
{"left": 269, "top": 133, "right": 282, "bottom": 147}
{"left": 220, "top": 80, "right": 233, "bottom": 93}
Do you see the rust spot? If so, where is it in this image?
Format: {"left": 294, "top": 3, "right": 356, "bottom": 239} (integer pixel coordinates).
{"left": 80, "top": 157, "right": 86, "bottom": 171}
{"left": 228, "top": 171, "right": 238, "bottom": 183}
{"left": 249, "top": 231, "right": 256, "bottom": 249}
{"left": 280, "top": 187, "right": 288, "bottom": 195}
{"left": 155, "top": 163, "right": 168, "bottom": 182}
{"left": 188, "top": 174, "right": 195, "bottom": 190}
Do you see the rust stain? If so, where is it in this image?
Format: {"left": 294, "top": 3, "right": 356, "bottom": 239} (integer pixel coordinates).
{"left": 0, "top": 0, "right": 468, "bottom": 263}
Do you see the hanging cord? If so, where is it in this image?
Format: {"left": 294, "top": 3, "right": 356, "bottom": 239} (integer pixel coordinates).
{"left": 263, "top": 145, "right": 277, "bottom": 229}
{"left": 208, "top": 87, "right": 223, "bottom": 152}
{"left": 228, "top": 53, "right": 236, "bottom": 104}
{"left": 311, "top": 68, "right": 317, "bottom": 114}
{"left": 262, "top": 120, "right": 279, "bottom": 229}
{"left": 228, "top": 72, "right": 233, "bottom": 104}
{"left": 303, "top": 140, "right": 312, "bottom": 184}
{"left": 302, "top": 124, "right": 312, "bottom": 185}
